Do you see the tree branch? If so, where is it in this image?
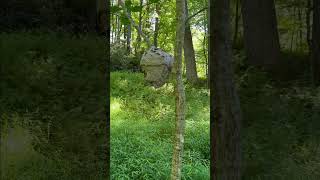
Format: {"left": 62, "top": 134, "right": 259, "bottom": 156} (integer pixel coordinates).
{"left": 185, "top": 7, "right": 208, "bottom": 25}
{"left": 119, "top": 0, "right": 152, "bottom": 48}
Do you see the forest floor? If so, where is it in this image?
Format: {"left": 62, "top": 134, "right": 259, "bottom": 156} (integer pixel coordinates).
{"left": 111, "top": 68, "right": 320, "bottom": 179}
{"left": 1, "top": 32, "right": 107, "bottom": 180}
{"left": 1, "top": 32, "right": 320, "bottom": 180}
{"left": 110, "top": 72, "right": 210, "bottom": 179}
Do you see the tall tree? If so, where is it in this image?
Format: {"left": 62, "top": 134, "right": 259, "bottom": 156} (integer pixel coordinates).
{"left": 312, "top": 0, "right": 320, "bottom": 86}
{"left": 170, "top": 0, "right": 186, "bottom": 179}
{"left": 135, "top": 0, "right": 143, "bottom": 55}
{"left": 233, "top": 0, "right": 240, "bottom": 46}
{"left": 184, "top": 0, "right": 198, "bottom": 84}
{"left": 307, "top": 0, "right": 312, "bottom": 49}
{"left": 154, "top": 3, "right": 160, "bottom": 47}
{"left": 126, "top": 0, "right": 132, "bottom": 52}
{"left": 210, "top": 0, "right": 242, "bottom": 179}
{"left": 241, "top": 0, "right": 281, "bottom": 70}
{"left": 96, "top": 0, "right": 108, "bottom": 35}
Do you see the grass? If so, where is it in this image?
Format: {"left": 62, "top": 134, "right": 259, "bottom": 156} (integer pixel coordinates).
{"left": 111, "top": 68, "right": 320, "bottom": 180}
{"left": 110, "top": 72, "right": 210, "bottom": 179}
{"left": 0, "top": 31, "right": 108, "bottom": 180}
{"left": 237, "top": 68, "right": 320, "bottom": 179}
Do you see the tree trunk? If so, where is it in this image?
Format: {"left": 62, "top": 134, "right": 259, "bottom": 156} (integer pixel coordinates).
{"left": 210, "top": 0, "right": 242, "bottom": 179}
{"left": 307, "top": 0, "right": 312, "bottom": 49}
{"left": 233, "top": 0, "right": 240, "bottom": 46}
{"left": 126, "top": 1, "right": 132, "bottom": 53}
{"left": 96, "top": 0, "right": 107, "bottom": 36}
{"left": 119, "top": 0, "right": 151, "bottom": 47}
{"left": 298, "top": 7, "right": 303, "bottom": 51}
{"left": 135, "top": 0, "right": 143, "bottom": 55}
{"left": 154, "top": 4, "right": 160, "bottom": 47}
{"left": 111, "top": 0, "right": 114, "bottom": 42}
{"left": 184, "top": 0, "right": 198, "bottom": 84}
{"left": 241, "top": 0, "right": 281, "bottom": 70}
{"left": 117, "top": 0, "right": 122, "bottom": 41}
{"left": 170, "top": 0, "right": 186, "bottom": 179}
{"left": 312, "top": 0, "right": 320, "bottom": 86}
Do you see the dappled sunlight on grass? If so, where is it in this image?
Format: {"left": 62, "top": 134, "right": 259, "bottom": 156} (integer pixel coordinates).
{"left": 118, "top": 79, "right": 129, "bottom": 87}
{"left": 110, "top": 98, "right": 122, "bottom": 115}
{"left": 1, "top": 125, "right": 37, "bottom": 170}
{"left": 111, "top": 72, "right": 210, "bottom": 179}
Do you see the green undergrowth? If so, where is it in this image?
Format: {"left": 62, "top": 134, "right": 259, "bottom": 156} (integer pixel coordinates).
{"left": 1, "top": 31, "right": 107, "bottom": 179}
{"left": 111, "top": 72, "right": 210, "bottom": 180}
{"left": 111, "top": 68, "right": 320, "bottom": 179}
{"left": 238, "top": 68, "right": 320, "bottom": 179}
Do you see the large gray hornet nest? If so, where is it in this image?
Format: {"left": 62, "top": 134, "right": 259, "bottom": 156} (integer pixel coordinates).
{"left": 140, "top": 46, "right": 174, "bottom": 88}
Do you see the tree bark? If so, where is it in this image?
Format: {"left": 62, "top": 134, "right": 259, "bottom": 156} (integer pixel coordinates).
{"left": 233, "top": 0, "right": 240, "bottom": 46}
{"left": 298, "top": 7, "right": 303, "bottom": 51}
{"left": 154, "top": 4, "right": 160, "bottom": 47}
{"left": 241, "top": 0, "right": 281, "bottom": 70}
{"left": 184, "top": 0, "right": 198, "bottom": 84}
{"left": 307, "top": 0, "right": 312, "bottom": 49}
{"left": 96, "top": 0, "right": 108, "bottom": 36}
{"left": 170, "top": 0, "right": 186, "bottom": 179}
{"left": 135, "top": 0, "right": 143, "bottom": 55}
{"left": 210, "top": 0, "right": 242, "bottom": 179}
{"left": 116, "top": 0, "right": 122, "bottom": 41}
{"left": 126, "top": 1, "right": 132, "bottom": 53}
{"left": 312, "top": 0, "right": 320, "bottom": 86}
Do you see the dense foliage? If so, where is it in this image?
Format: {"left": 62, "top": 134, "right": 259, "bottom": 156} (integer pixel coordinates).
{"left": 0, "top": 0, "right": 97, "bottom": 32}
{"left": 0, "top": 32, "right": 108, "bottom": 179}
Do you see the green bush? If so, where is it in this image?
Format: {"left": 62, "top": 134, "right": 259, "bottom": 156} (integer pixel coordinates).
{"left": 111, "top": 43, "right": 141, "bottom": 71}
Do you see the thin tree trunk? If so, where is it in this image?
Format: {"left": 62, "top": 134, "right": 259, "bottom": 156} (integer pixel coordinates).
{"left": 184, "top": 0, "right": 198, "bottom": 84}
{"left": 298, "top": 6, "right": 303, "bottom": 51}
{"left": 233, "top": 0, "right": 240, "bottom": 46}
{"left": 135, "top": 0, "right": 143, "bottom": 55}
{"left": 117, "top": 0, "right": 122, "bottom": 41}
{"left": 119, "top": 0, "right": 151, "bottom": 47}
{"left": 241, "top": 0, "right": 281, "bottom": 70}
{"left": 205, "top": 7, "right": 209, "bottom": 87}
{"left": 111, "top": 0, "right": 114, "bottom": 42}
{"left": 126, "top": 1, "right": 132, "bottom": 53}
{"left": 204, "top": 31, "right": 208, "bottom": 86}
{"left": 307, "top": 0, "right": 312, "bottom": 50}
{"left": 312, "top": 0, "right": 320, "bottom": 86}
{"left": 211, "top": 0, "right": 242, "bottom": 179}
{"left": 290, "top": 7, "right": 296, "bottom": 52}
{"left": 154, "top": 4, "right": 160, "bottom": 47}
{"left": 170, "top": 0, "right": 186, "bottom": 178}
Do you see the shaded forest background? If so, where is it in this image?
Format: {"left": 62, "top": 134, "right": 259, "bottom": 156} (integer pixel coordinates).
{"left": 1, "top": 0, "right": 109, "bottom": 179}
{"left": 0, "top": 0, "right": 98, "bottom": 33}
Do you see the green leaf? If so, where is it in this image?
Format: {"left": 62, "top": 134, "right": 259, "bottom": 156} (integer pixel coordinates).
{"left": 149, "top": 0, "right": 160, "bottom": 4}
{"left": 120, "top": 13, "right": 130, "bottom": 25}
{"left": 111, "top": 6, "right": 122, "bottom": 14}
{"left": 131, "top": 5, "right": 142, "bottom": 12}
{"left": 125, "top": 0, "right": 132, "bottom": 8}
